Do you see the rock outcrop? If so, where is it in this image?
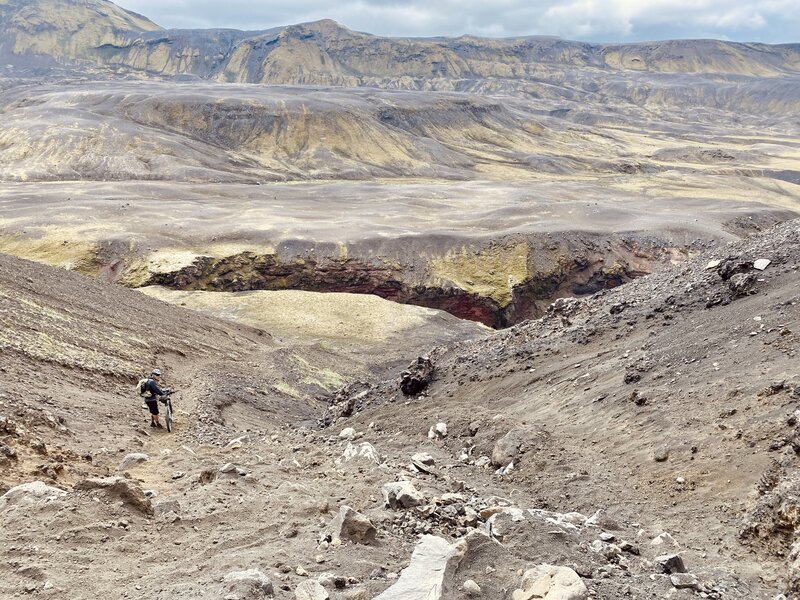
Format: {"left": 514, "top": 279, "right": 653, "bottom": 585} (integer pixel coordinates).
{"left": 373, "top": 535, "right": 465, "bottom": 600}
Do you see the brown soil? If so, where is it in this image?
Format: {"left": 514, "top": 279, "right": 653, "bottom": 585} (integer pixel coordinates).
{"left": 1, "top": 220, "right": 799, "bottom": 598}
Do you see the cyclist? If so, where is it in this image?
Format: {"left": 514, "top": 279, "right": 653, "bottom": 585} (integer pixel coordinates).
{"left": 141, "top": 369, "right": 170, "bottom": 428}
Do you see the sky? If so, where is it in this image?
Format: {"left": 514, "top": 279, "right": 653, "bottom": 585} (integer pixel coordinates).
{"left": 113, "top": 0, "right": 800, "bottom": 43}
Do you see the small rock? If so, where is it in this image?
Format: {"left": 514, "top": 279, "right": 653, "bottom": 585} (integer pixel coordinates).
{"left": 654, "top": 554, "right": 687, "bottom": 574}
{"left": 220, "top": 463, "right": 238, "bottom": 473}
{"left": 619, "top": 541, "right": 640, "bottom": 555}
{"left": 428, "top": 422, "right": 448, "bottom": 439}
{"left": 650, "top": 532, "right": 679, "bottom": 548}
{"left": 463, "top": 579, "right": 482, "bottom": 596}
{"left": 118, "top": 453, "right": 149, "bottom": 472}
{"left": 223, "top": 569, "right": 273, "bottom": 598}
{"left": 599, "top": 532, "right": 616, "bottom": 542}
{"left": 609, "top": 302, "right": 627, "bottom": 315}
{"left": 753, "top": 258, "right": 771, "bottom": 271}
{"left": 670, "top": 572, "right": 699, "bottom": 589}
{"left": 339, "top": 427, "right": 356, "bottom": 439}
{"left": 439, "top": 493, "right": 465, "bottom": 505}
{"left": 339, "top": 442, "right": 381, "bottom": 465}
{"left": 154, "top": 499, "right": 181, "bottom": 517}
{"left": 382, "top": 481, "right": 424, "bottom": 509}
{"left": 728, "top": 272, "right": 757, "bottom": 297}
{"left": 624, "top": 371, "right": 641, "bottom": 384}
{"left": 495, "top": 461, "right": 514, "bottom": 476}
{"left": 328, "top": 505, "right": 377, "bottom": 544}
{"left": 411, "top": 452, "right": 435, "bottom": 469}
{"left": 652, "top": 447, "right": 669, "bottom": 462}
{"left": 226, "top": 434, "right": 250, "bottom": 449}
{"left": 512, "top": 565, "right": 588, "bottom": 600}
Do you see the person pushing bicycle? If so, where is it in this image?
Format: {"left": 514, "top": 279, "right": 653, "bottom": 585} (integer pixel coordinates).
{"left": 139, "top": 369, "right": 171, "bottom": 429}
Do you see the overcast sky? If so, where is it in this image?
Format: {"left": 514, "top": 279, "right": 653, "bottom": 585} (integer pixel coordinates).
{"left": 113, "top": 0, "right": 800, "bottom": 43}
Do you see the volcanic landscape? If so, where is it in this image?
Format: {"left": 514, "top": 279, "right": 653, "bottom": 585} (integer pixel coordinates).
{"left": 0, "top": 1, "right": 799, "bottom": 599}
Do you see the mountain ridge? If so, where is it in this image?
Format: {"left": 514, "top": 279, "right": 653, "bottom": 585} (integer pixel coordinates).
{"left": 1, "top": 1, "right": 799, "bottom": 82}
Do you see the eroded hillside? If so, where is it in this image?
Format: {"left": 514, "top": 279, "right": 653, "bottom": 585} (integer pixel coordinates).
{"left": 1, "top": 219, "right": 798, "bottom": 599}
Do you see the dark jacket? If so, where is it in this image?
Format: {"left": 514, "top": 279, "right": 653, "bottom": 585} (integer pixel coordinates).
{"left": 142, "top": 378, "right": 165, "bottom": 400}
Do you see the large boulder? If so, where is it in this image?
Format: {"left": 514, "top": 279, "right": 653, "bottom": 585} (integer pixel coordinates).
{"left": 0, "top": 481, "right": 66, "bottom": 510}
{"left": 491, "top": 428, "right": 529, "bottom": 468}
{"left": 74, "top": 476, "right": 153, "bottom": 515}
{"left": 382, "top": 480, "right": 424, "bottom": 509}
{"left": 400, "top": 357, "right": 434, "bottom": 396}
{"left": 223, "top": 569, "right": 274, "bottom": 598}
{"left": 512, "top": 565, "right": 588, "bottom": 600}
{"left": 374, "top": 535, "right": 466, "bottom": 600}
{"left": 328, "top": 505, "right": 377, "bottom": 544}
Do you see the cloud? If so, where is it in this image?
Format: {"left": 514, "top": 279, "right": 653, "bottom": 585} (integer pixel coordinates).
{"left": 113, "top": 0, "right": 800, "bottom": 43}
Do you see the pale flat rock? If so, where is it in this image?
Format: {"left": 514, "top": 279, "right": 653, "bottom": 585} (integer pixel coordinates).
{"left": 74, "top": 476, "right": 153, "bottom": 515}
{"left": 464, "top": 579, "right": 482, "bottom": 596}
{"left": 0, "top": 481, "right": 66, "bottom": 509}
{"left": 411, "top": 452, "right": 435, "bottom": 467}
{"left": 670, "top": 572, "right": 699, "bottom": 589}
{"left": 223, "top": 568, "right": 274, "bottom": 598}
{"left": 373, "top": 535, "right": 466, "bottom": 600}
{"left": 650, "top": 532, "right": 679, "bottom": 548}
{"left": 754, "top": 258, "right": 771, "bottom": 270}
{"left": 118, "top": 452, "right": 149, "bottom": 471}
{"left": 512, "top": 565, "right": 588, "bottom": 600}
{"left": 154, "top": 499, "right": 181, "bottom": 517}
{"left": 295, "top": 580, "right": 329, "bottom": 600}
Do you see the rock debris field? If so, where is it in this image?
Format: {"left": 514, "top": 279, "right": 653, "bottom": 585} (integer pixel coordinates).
{"left": 1, "top": 218, "right": 799, "bottom": 599}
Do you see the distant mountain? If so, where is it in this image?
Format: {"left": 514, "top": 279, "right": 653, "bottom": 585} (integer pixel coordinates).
{"left": 1, "top": 0, "right": 798, "bottom": 82}
{"left": 0, "top": 0, "right": 160, "bottom": 69}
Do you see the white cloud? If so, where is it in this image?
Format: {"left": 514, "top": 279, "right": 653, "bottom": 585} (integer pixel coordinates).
{"left": 112, "top": 0, "right": 800, "bottom": 42}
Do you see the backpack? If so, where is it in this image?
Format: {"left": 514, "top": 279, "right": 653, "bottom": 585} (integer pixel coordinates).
{"left": 136, "top": 378, "right": 150, "bottom": 397}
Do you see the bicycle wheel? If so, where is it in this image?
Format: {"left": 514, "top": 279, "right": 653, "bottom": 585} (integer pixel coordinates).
{"left": 166, "top": 400, "right": 174, "bottom": 432}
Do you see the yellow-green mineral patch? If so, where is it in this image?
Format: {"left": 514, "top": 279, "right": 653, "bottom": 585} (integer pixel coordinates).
{"left": 429, "top": 241, "right": 529, "bottom": 306}
{"left": 138, "top": 286, "right": 441, "bottom": 345}
{"left": 0, "top": 232, "right": 100, "bottom": 274}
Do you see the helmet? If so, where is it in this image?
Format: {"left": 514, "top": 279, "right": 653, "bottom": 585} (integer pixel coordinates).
{"left": 150, "top": 369, "right": 162, "bottom": 376}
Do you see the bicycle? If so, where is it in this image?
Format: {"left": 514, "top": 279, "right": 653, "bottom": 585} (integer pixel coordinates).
{"left": 159, "top": 389, "right": 175, "bottom": 433}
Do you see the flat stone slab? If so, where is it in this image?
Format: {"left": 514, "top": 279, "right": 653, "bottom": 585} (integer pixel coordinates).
{"left": 374, "top": 535, "right": 465, "bottom": 600}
